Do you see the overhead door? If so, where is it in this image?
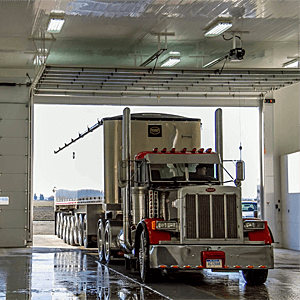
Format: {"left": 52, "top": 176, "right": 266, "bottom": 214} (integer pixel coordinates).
{"left": 0, "top": 103, "right": 30, "bottom": 247}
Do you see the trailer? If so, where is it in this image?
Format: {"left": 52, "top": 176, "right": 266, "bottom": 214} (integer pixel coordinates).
{"left": 54, "top": 107, "right": 274, "bottom": 285}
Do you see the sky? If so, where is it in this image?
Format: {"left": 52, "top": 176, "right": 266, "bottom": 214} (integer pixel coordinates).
{"left": 33, "top": 105, "right": 259, "bottom": 199}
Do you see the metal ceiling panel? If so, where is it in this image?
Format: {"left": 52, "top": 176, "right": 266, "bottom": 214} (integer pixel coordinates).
{"left": 31, "top": 65, "right": 300, "bottom": 106}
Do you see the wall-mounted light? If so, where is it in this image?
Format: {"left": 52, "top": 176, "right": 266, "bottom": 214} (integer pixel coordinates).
{"left": 204, "top": 15, "right": 232, "bottom": 37}
{"left": 161, "top": 51, "right": 181, "bottom": 67}
{"left": 283, "top": 58, "right": 299, "bottom": 68}
{"left": 47, "top": 11, "right": 65, "bottom": 33}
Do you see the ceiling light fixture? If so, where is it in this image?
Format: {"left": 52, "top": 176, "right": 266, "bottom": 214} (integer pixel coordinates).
{"left": 47, "top": 11, "right": 65, "bottom": 33}
{"left": 204, "top": 15, "right": 232, "bottom": 37}
{"left": 161, "top": 51, "right": 181, "bottom": 67}
{"left": 283, "top": 58, "right": 299, "bottom": 68}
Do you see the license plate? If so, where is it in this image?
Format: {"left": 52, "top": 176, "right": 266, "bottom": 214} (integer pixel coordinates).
{"left": 206, "top": 259, "right": 222, "bottom": 268}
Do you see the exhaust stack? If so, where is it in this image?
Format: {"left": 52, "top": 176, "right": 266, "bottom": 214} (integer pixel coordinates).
{"left": 122, "top": 107, "right": 133, "bottom": 251}
{"left": 215, "top": 108, "right": 224, "bottom": 183}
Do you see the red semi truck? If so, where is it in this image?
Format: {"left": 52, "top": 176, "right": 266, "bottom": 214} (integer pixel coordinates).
{"left": 54, "top": 107, "right": 274, "bottom": 285}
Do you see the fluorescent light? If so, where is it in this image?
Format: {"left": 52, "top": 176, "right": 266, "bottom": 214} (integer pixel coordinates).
{"left": 283, "top": 59, "right": 299, "bottom": 68}
{"left": 47, "top": 11, "right": 65, "bottom": 33}
{"left": 161, "top": 51, "right": 181, "bottom": 67}
{"left": 205, "top": 22, "right": 232, "bottom": 37}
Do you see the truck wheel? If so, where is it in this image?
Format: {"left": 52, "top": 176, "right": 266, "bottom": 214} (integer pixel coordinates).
{"left": 242, "top": 269, "right": 268, "bottom": 285}
{"left": 73, "top": 215, "right": 79, "bottom": 245}
{"left": 138, "top": 229, "right": 151, "bottom": 283}
{"left": 77, "top": 214, "right": 84, "bottom": 246}
{"left": 69, "top": 216, "right": 76, "bottom": 246}
{"left": 97, "top": 220, "right": 105, "bottom": 262}
{"left": 104, "top": 223, "right": 111, "bottom": 264}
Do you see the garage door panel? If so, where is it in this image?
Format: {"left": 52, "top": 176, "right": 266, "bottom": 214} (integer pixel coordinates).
{"left": 0, "top": 120, "right": 28, "bottom": 137}
{"left": 0, "top": 156, "right": 27, "bottom": 173}
{"left": 0, "top": 229, "right": 27, "bottom": 247}
{"left": 0, "top": 138, "right": 27, "bottom": 155}
{"left": 0, "top": 209, "right": 26, "bottom": 229}
{"left": 0, "top": 174, "right": 27, "bottom": 192}
{"left": 0, "top": 192, "right": 27, "bottom": 210}
{"left": 0, "top": 103, "right": 28, "bottom": 119}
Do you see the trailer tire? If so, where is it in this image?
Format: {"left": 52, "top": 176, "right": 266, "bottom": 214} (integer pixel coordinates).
{"left": 69, "top": 216, "right": 76, "bottom": 246}
{"left": 60, "top": 214, "right": 65, "bottom": 239}
{"left": 104, "top": 228, "right": 111, "bottom": 264}
{"left": 62, "top": 216, "right": 68, "bottom": 243}
{"left": 83, "top": 215, "right": 91, "bottom": 248}
{"left": 97, "top": 220, "right": 105, "bottom": 262}
{"left": 77, "top": 214, "right": 84, "bottom": 246}
{"left": 138, "top": 228, "right": 151, "bottom": 283}
{"left": 65, "top": 216, "right": 71, "bottom": 244}
{"left": 56, "top": 213, "right": 61, "bottom": 238}
{"left": 242, "top": 269, "right": 268, "bottom": 285}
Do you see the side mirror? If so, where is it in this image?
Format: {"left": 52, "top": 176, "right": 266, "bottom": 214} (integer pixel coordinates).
{"left": 236, "top": 160, "right": 245, "bottom": 181}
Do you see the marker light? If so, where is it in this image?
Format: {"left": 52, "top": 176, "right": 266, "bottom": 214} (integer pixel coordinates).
{"left": 161, "top": 148, "right": 167, "bottom": 153}
{"left": 198, "top": 148, "right": 204, "bottom": 153}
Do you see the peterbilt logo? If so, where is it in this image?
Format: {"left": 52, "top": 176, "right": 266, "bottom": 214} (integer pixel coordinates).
{"left": 206, "top": 188, "right": 216, "bottom": 192}
{"left": 148, "top": 125, "right": 162, "bottom": 137}
{"left": 149, "top": 126, "right": 161, "bottom": 135}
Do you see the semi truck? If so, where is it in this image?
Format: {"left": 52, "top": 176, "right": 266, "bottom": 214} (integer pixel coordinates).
{"left": 54, "top": 107, "right": 274, "bottom": 285}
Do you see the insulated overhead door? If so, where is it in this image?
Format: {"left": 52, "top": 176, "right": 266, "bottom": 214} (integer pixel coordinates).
{"left": 0, "top": 103, "right": 30, "bottom": 247}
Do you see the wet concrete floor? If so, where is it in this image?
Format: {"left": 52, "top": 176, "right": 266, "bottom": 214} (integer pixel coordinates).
{"left": 0, "top": 235, "right": 299, "bottom": 300}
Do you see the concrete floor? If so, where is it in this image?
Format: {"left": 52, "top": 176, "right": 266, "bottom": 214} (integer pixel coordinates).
{"left": 0, "top": 235, "right": 299, "bottom": 300}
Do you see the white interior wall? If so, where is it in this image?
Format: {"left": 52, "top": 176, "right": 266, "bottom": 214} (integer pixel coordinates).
{"left": 273, "top": 83, "right": 300, "bottom": 250}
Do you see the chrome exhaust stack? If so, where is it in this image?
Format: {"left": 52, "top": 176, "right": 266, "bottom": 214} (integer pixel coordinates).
{"left": 122, "top": 107, "right": 133, "bottom": 251}
{"left": 215, "top": 108, "right": 224, "bottom": 183}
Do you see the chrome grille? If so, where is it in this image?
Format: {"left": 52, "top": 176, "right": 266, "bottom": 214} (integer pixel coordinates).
{"left": 185, "top": 193, "right": 238, "bottom": 240}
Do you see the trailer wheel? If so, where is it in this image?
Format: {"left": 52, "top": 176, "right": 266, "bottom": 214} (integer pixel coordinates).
{"left": 77, "top": 214, "right": 84, "bottom": 246}
{"left": 242, "top": 269, "right": 268, "bottom": 285}
{"left": 97, "top": 220, "right": 105, "bottom": 262}
{"left": 65, "top": 216, "right": 71, "bottom": 244}
{"left": 138, "top": 229, "right": 151, "bottom": 283}
{"left": 69, "top": 216, "right": 76, "bottom": 246}
{"left": 56, "top": 213, "right": 61, "bottom": 238}
{"left": 60, "top": 214, "right": 65, "bottom": 239}
{"left": 62, "top": 216, "right": 68, "bottom": 243}
{"left": 83, "top": 215, "right": 91, "bottom": 248}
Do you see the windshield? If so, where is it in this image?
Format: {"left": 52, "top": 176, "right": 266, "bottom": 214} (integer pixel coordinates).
{"left": 150, "top": 163, "right": 217, "bottom": 182}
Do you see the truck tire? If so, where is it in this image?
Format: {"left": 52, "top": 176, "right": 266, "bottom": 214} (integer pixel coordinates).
{"left": 77, "top": 214, "right": 84, "bottom": 246}
{"left": 104, "top": 226, "right": 111, "bottom": 264}
{"left": 97, "top": 220, "right": 105, "bottom": 262}
{"left": 242, "top": 269, "right": 268, "bottom": 285}
{"left": 138, "top": 228, "right": 151, "bottom": 283}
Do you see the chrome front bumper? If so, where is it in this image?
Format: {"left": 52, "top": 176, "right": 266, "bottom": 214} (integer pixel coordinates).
{"left": 149, "top": 244, "right": 274, "bottom": 270}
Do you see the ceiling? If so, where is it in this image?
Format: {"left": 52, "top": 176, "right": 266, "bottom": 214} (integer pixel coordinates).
{"left": 1, "top": 0, "right": 300, "bottom": 79}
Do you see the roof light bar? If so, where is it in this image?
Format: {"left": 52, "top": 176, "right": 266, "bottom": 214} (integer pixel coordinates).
{"left": 205, "top": 22, "right": 232, "bottom": 37}
{"left": 161, "top": 51, "right": 181, "bottom": 67}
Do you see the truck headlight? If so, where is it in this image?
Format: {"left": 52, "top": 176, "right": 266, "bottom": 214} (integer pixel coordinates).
{"left": 243, "top": 220, "right": 265, "bottom": 230}
{"left": 156, "top": 221, "right": 177, "bottom": 231}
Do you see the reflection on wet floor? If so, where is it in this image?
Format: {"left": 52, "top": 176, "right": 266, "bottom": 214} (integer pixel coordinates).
{"left": 0, "top": 249, "right": 166, "bottom": 300}
{"left": 0, "top": 246, "right": 299, "bottom": 300}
